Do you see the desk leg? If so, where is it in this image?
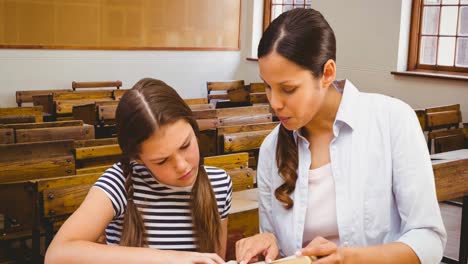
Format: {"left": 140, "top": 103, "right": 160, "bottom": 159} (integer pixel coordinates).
{"left": 459, "top": 195, "right": 467, "bottom": 264}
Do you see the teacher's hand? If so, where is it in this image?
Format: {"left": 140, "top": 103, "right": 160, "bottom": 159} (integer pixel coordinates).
{"left": 235, "top": 233, "right": 279, "bottom": 264}
{"left": 298, "top": 236, "right": 345, "bottom": 264}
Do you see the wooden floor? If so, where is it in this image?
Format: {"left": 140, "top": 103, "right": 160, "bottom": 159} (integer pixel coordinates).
{"left": 440, "top": 202, "right": 462, "bottom": 263}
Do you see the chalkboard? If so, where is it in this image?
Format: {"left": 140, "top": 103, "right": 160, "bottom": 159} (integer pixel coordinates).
{"left": 0, "top": 0, "right": 241, "bottom": 50}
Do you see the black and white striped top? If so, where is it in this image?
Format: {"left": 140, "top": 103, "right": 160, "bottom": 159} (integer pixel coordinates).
{"left": 93, "top": 162, "right": 232, "bottom": 250}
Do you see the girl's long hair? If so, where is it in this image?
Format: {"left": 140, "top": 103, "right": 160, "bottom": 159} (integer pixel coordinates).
{"left": 115, "top": 78, "right": 221, "bottom": 252}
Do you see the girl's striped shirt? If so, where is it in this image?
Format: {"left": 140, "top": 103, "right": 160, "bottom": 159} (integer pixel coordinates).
{"left": 93, "top": 162, "right": 232, "bottom": 250}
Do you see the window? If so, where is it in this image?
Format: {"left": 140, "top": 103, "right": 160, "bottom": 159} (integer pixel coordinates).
{"left": 263, "top": 0, "right": 312, "bottom": 31}
{"left": 408, "top": 0, "right": 468, "bottom": 74}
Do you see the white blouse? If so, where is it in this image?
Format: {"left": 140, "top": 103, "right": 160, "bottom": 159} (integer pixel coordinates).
{"left": 257, "top": 80, "right": 446, "bottom": 264}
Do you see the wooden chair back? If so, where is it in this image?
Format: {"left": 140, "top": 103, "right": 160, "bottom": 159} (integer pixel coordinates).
{"left": 1, "top": 120, "right": 83, "bottom": 130}
{"left": 0, "top": 128, "right": 14, "bottom": 144}
{"left": 228, "top": 168, "right": 255, "bottom": 192}
{"left": 0, "top": 181, "right": 35, "bottom": 235}
{"left": 74, "top": 143, "right": 121, "bottom": 170}
{"left": 429, "top": 128, "right": 465, "bottom": 153}
{"left": 16, "top": 89, "right": 71, "bottom": 107}
{"left": 218, "top": 113, "right": 272, "bottom": 127}
{"left": 425, "top": 104, "right": 462, "bottom": 130}
{"left": 425, "top": 104, "right": 463, "bottom": 153}
{"left": 184, "top": 98, "right": 208, "bottom": 105}
{"left": 204, "top": 152, "right": 249, "bottom": 171}
{"left": 0, "top": 140, "right": 75, "bottom": 183}
{"left": 249, "top": 83, "right": 266, "bottom": 93}
{"left": 222, "top": 130, "right": 272, "bottom": 153}
{"left": 249, "top": 92, "right": 268, "bottom": 104}
{"left": 15, "top": 124, "right": 94, "bottom": 144}
{"left": 415, "top": 109, "right": 426, "bottom": 131}
{"left": 53, "top": 90, "right": 114, "bottom": 101}
{"left": 32, "top": 172, "right": 102, "bottom": 251}
{"left": 55, "top": 99, "right": 114, "bottom": 115}
{"left": 113, "top": 89, "right": 128, "bottom": 100}
{"left": 0, "top": 140, "right": 74, "bottom": 162}
{"left": 0, "top": 115, "right": 36, "bottom": 124}
{"left": 207, "top": 80, "right": 246, "bottom": 103}
{"left": 0, "top": 106, "right": 43, "bottom": 122}
{"left": 72, "top": 81, "right": 122, "bottom": 91}
{"left": 33, "top": 94, "right": 54, "bottom": 114}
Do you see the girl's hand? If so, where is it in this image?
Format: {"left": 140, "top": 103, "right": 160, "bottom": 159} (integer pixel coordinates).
{"left": 235, "top": 233, "right": 279, "bottom": 264}
{"left": 298, "top": 236, "right": 346, "bottom": 264}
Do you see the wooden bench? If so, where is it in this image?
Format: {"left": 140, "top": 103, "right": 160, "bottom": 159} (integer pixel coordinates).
{"left": 184, "top": 98, "right": 208, "bottom": 105}
{"left": 72, "top": 81, "right": 122, "bottom": 91}
{"left": 0, "top": 140, "right": 76, "bottom": 183}
{"left": 196, "top": 119, "right": 218, "bottom": 131}
{"left": 0, "top": 180, "right": 39, "bottom": 263}
{"left": 228, "top": 168, "right": 255, "bottom": 192}
{"left": 53, "top": 90, "right": 114, "bottom": 101}
{"left": 30, "top": 172, "right": 102, "bottom": 262}
{"left": 33, "top": 94, "right": 55, "bottom": 115}
{"left": 33, "top": 90, "right": 115, "bottom": 118}
{"left": 0, "top": 120, "right": 86, "bottom": 144}
{"left": 73, "top": 100, "right": 211, "bottom": 127}
{"left": 223, "top": 130, "right": 272, "bottom": 153}
{"left": 216, "top": 105, "right": 270, "bottom": 118}
{"left": 192, "top": 106, "right": 273, "bottom": 157}
{"left": 0, "top": 128, "right": 14, "bottom": 144}
{"left": 415, "top": 109, "right": 426, "bottom": 131}
{"left": 426, "top": 104, "right": 462, "bottom": 130}
{"left": 188, "top": 103, "right": 215, "bottom": 111}
{"left": 72, "top": 102, "right": 119, "bottom": 138}
{"left": 249, "top": 92, "right": 268, "bottom": 104}
{"left": 191, "top": 105, "right": 271, "bottom": 124}
{"left": 207, "top": 80, "right": 248, "bottom": 105}
{"left": 218, "top": 113, "right": 272, "bottom": 127}
{"left": 425, "top": 104, "right": 463, "bottom": 153}
{"left": 204, "top": 152, "right": 249, "bottom": 170}
{"left": 113, "top": 89, "right": 127, "bottom": 100}
{"left": 74, "top": 138, "right": 118, "bottom": 174}
{"left": 429, "top": 129, "right": 465, "bottom": 154}
{"left": 0, "top": 120, "right": 83, "bottom": 130}
{"left": 227, "top": 188, "right": 259, "bottom": 260}
{"left": 74, "top": 143, "right": 121, "bottom": 173}
{"left": 0, "top": 106, "right": 43, "bottom": 123}
{"left": 249, "top": 83, "right": 266, "bottom": 93}
{"left": 0, "top": 115, "right": 36, "bottom": 124}
{"left": 0, "top": 181, "right": 36, "bottom": 237}
{"left": 16, "top": 89, "right": 71, "bottom": 107}
{"left": 217, "top": 122, "right": 278, "bottom": 154}
{"left": 74, "top": 137, "right": 118, "bottom": 148}
{"left": 15, "top": 124, "right": 95, "bottom": 144}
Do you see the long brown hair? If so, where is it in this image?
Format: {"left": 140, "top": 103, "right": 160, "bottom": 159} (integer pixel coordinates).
{"left": 115, "top": 78, "right": 221, "bottom": 252}
{"left": 258, "top": 9, "right": 337, "bottom": 209}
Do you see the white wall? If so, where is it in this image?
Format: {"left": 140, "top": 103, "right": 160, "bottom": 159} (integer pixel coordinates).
{"left": 311, "top": 0, "right": 468, "bottom": 120}
{"left": 0, "top": 0, "right": 255, "bottom": 107}
{"left": 2, "top": 0, "right": 466, "bottom": 122}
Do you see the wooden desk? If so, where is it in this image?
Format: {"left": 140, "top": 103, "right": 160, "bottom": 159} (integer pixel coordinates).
{"left": 431, "top": 149, "right": 467, "bottom": 264}
{"left": 228, "top": 189, "right": 259, "bottom": 261}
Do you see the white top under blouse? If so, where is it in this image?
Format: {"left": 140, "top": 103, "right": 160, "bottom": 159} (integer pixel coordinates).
{"left": 302, "top": 163, "right": 340, "bottom": 247}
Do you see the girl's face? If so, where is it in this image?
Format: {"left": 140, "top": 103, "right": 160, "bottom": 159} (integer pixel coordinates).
{"left": 259, "top": 52, "right": 328, "bottom": 131}
{"left": 137, "top": 119, "right": 200, "bottom": 187}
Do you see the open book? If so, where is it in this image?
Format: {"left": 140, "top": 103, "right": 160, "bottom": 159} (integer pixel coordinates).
{"left": 226, "top": 255, "right": 316, "bottom": 264}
